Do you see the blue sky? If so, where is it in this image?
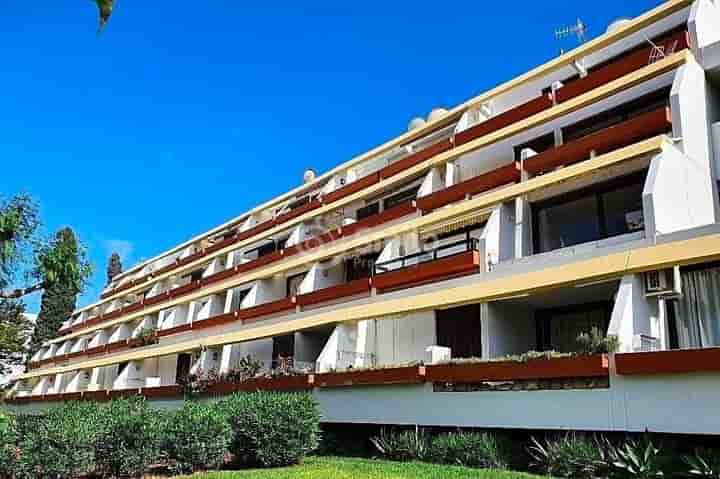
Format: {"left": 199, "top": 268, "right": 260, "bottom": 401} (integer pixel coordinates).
{"left": 1, "top": 0, "right": 660, "bottom": 311}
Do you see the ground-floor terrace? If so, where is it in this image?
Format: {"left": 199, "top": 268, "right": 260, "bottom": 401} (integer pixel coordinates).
{"left": 8, "top": 245, "right": 720, "bottom": 436}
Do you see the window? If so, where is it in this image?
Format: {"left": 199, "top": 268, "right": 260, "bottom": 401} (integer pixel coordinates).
{"left": 117, "top": 361, "right": 129, "bottom": 376}
{"left": 383, "top": 186, "right": 420, "bottom": 210}
{"left": 668, "top": 263, "right": 720, "bottom": 348}
{"left": 176, "top": 354, "right": 192, "bottom": 383}
{"left": 532, "top": 171, "right": 646, "bottom": 253}
{"left": 230, "top": 288, "right": 250, "bottom": 311}
{"left": 436, "top": 304, "right": 482, "bottom": 358}
{"left": 272, "top": 335, "right": 295, "bottom": 361}
{"left": 345, "top": 252, "right": 379, "bottom": 281}
{"left": 286, "top": 272, "right": 306, "bottom": 297}
{"left": 562, "top": 88, "right": 670, "bottom": 142}
{"left": 514, "top": 132, "right": 556, "bottom": 162}
{"left": 356, "top": 202, "right": 379, "bottom": 220}
{"left": 536, "top": 302, "right": 612, "bottom": 353}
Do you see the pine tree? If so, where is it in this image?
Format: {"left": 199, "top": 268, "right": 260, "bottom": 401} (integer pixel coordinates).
{"left": 106, "top": 252, "right": 122, "bottom": 285}
{"left": 28, "top": 228, "right": 82, "bottom": 354}
{"left": 0, "top": 299, "right": 31, "bottom": 375}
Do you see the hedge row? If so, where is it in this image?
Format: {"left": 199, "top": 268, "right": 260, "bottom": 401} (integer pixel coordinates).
{"left": 0, "top": 391, "right": 320, "bottom": 478}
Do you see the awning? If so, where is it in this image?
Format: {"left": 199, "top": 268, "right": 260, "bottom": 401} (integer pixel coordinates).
{"left": 420, "top": 208, "right": 491, "bottom": 237}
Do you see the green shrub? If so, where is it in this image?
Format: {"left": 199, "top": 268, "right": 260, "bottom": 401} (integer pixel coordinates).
{"left": 606, "top": 436, "right": 666, "bottom": 478}
{"left": 16, "top": 401, "right": 103, "bottom": 479}
{"left": 160, "top": 400, "right": 232, "bottom": 474}
{"left": 429, "top": 431, "right": 508, "bottom": 469}
{"left": 576, "top": 327, "right": 620, "bottom": 354}
{"left": 0, "top": 412, "right": 20, "bottom": 479}
{"left": 685, "top": 448, "right": 720, "bottom": 477}
{"left": 220, "top": 392, "right": 321, "bottom": 468}
{"left": 93, "top": 397, "right": 162, "bottom": 478}
{"left": 528, "top": 433, "right": 606, "bottom": 478}
{"left": 371, "top": 427, "right": 429, "bottom": 462}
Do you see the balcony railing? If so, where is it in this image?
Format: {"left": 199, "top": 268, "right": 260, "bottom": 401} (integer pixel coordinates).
{"left": 372, "top": 238, "right": 481, "bottom": 291}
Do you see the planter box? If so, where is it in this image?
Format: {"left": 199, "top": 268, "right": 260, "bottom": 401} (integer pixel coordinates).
{"left": 282, "top": 229, "right": 342, "bottom": 257}
{"left": 122, "top": 300, "right": 144, "bottom": 315}
{"left": 454, "top": 94, "right": 554, "bottom": 147}
{"left": 142, "top": 385, "right": 181, "bottom": 398}
{"left": 372, "top": 250, "right": 480, "bottom": 291}
{"left": 417, "top": 163, "right": 520, "bottom": 212}
{"left": 175, "top": 250, "right": 205, "bottom": 268}
{"left": 315, "top": 366, "right": 426, "bottom": 388}
{"left": 341, "top": 202, "right": 417, "bottom": 237}
{"left": 105, "top": 341, "right": 130, "bottom": 354}
{"left": 109, "top": 388, "right": 142, "bottom": 399}
{"left": 615, "top": 348, "right": 720, "bottom": 375}
{"left": 204, "top": 234, "right": 239, "bottom": 255}
{"left": 82, "top": 390, "right": 110, "bottom": 401}
{"left": 236, "top": 375, "right": 313, "bottom": 392}
{"left": 144, "top": 292, "right": 170, "bottom": 307}
{"left": 425, "top": 355, "right": 609, "bottom": 383}
{"left": 236, "top": 219, "right": 276, "bottom": 242}
{"left": 239, "top": 297, "right": 296, "bottom": 323}
{"left": 62, "top": 392, "right": 83, "bottom": 402}
{"left": 321, "top": 173, "right": 380, "bottom": 204}
{"left": 296, "top": 279, "right": 372, "bottom": 307}
{"left": 101, "top": 309, "right": 123, "bottom": 321}
{"left": 379, "top": 138, "right": 454, "bottom": 179}
{"left": 127, "top": 334, "right": 159, "bottom": 348}
{"left": 157, "top": 322, "right": 192, "bottom": 337}
{"left": 168, "top": 280, "right": 201, "bottom": 299}
{"left": 201, "top": 267, "right": 238, "bottom": 287}
{"left": 85, "top": 345, "right": 107, "bottom": 357}
{"left": 193, "top": 312, "right": 238, "bottom": 331}
{"left": 522, "top": 107, "right": 671, "bottom": 175}
{"left": 236, "top": 250, "right": 283, "bottom": 274}
{"left": 275, "top": 198, "right": 322, "bottom": 225}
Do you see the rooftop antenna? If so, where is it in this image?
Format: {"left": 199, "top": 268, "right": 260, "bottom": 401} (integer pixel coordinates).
{"left": 555, "top": 18, "right": 588, "bottom": 54}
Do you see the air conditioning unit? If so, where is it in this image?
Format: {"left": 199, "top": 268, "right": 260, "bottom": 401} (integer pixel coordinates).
{"left": 644, "top": 266, "right": 682, "bottom": 298}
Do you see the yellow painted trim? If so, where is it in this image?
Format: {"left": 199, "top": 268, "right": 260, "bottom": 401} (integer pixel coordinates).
{"left": 46, "top": 136, "right": 667, "bottom": 348}
{"left": 104, "top": 0, "right": 691, "bottom": 285}
{"left": 22, "top": 228, "right": 720, "bottom": 380}
{"left": 69, "top": 49, "right": 690, "bottom": 327}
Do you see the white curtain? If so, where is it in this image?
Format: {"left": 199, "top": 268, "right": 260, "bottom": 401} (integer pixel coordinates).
{"left": 675, "top": 266, "right": 720, "bottom": 348}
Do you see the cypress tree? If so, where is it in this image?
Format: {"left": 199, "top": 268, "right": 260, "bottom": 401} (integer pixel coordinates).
{"left": 106, "top": 252, "right": 122, "bottom": 285}
{"left": 29, "top": 228, "right": 81, "bottom": 354}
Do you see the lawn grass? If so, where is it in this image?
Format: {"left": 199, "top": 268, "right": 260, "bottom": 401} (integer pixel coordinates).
{"left": 179, "top": 456, "right": 545, "bottom": 478}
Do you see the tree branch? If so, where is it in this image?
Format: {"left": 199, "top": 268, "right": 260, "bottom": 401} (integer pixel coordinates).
{"left": 0, "top": 282, "right": 44, "bottom": 299}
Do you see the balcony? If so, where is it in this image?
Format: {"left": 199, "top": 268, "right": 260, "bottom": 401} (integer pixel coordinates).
{"left": 238, "top": 297, "right": 296, "bottom": 323}
{"left": 379, "top": 138, "right": 454, "bottom": 179}
{"left": 296, "top": 278, "right": 372, "bottom": 308}
{"left": 522, "top": 107, "right": 671, "bottom": 176}
{"left": 615, "top": 347, "right": 720, "bottom": 375}
{"left": 555, "top": 30, "right": 690, "bottom": 104}
{"left": 372, "top": 238, "right": 481, "bottom": 291}
{"left": 417, "top": 163, "right": 520, "bottom": 212}
{"left": 321, "top": 173, "right": 380, "bottom": 204}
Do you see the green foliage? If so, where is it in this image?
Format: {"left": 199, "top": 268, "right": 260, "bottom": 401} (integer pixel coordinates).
{"left": 0, "top": 299, "right": 31, "bottom": 376}
{"left": 16, "top": 401, "right": 103, "bottom": 479}
{"left": 220, "top": 392, "right": 321, "bottom": 468}
{"left": 225, "top": 355, "right": 263, "bottom": 382}
{"left": 29, "top": 227, "right": 92, "bottom": 354}
{"left": 576, "top": 327, "right": 620, "bottom": 354}
{"left": 605, "top": 436, "right": 666, "bottom": 478}
{"left": 160, "top": 400, "right": 232, "bottom": 474}
{"left": 173, "top": 456, "right": 547, "bottom": 478}
{"left": 371, "top": 427, "right": 429, "bottom": 462}
{"left": 429, "top": 431, "right": 508, "bottom": 469}
{"left": 0, "top": 195, "right": 39, "bottom": 289}
{"left": 0, "top": 411, "right": 20, "bottom": 479}
{"left": 93, "top": 397, "right": 162, "bottom": 478}
{"left": 684, "top": 448, "right": 720, "bottom": 477}
{"left": 528, "top": 433, "right": 607, "bottom": 478}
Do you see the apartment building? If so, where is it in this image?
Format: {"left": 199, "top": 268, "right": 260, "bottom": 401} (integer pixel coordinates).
{"left": 8, "top": 0, "right": 720, "bottom": 435}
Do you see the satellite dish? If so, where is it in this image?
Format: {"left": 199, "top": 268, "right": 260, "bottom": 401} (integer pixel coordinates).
{"left": 607, "top": 18, "right": 632, "bottom": 33}
{"left": 427, "top": 107, "right": 449, "bottom": 122}
{"left": 303, "top": 169, "right": 317, "bottom": 184}
{"left": 408, "top": 117, "right": 426, "bottom": 131}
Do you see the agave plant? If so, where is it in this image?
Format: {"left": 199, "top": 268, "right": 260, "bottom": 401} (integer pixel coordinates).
{"left": 528, "top": 433, "right": 606, "bottom": 478}
{"left": 684, "top": 448, "right": 720, "bottom": 477}
{"left": 606, "top": 436, "right": 666, "bottom": 478}
{"left": 371, "top": 426, "right": 429, "bottom": 461}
